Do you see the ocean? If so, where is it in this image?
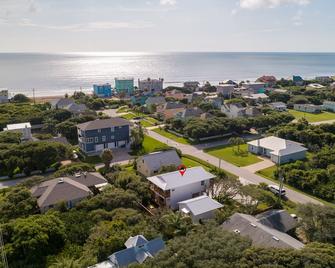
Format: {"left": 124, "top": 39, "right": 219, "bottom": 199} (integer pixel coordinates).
{"left": 1, "top": 52, "right": 335, "bottom": 97}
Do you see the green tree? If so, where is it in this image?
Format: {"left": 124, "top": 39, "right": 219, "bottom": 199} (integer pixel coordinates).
{"left": 100, "top": 149, "right": 113, "bottom": 171}
{"left": 228, "top": 137, "right": 245, "bottom": 154}
{"left": 12, "top": 93, "right": 30, "bottom": 103}
{"left": 159, "top": 211, "right": 193, "bottom": 239}
{"left": 131, "top": 125, "right": 144, "bottom": 151}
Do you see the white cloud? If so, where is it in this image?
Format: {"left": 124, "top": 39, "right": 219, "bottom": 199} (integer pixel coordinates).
{"left": 160, "top": 0, "right": 177, "bottom": 6}
{"left": 239, "top": 0, "right": 310, "bottom": 9}
{"left": 292, "top": 10, "right": 304, "bottom": 26}
{"left": 231, "top": 9, "right": 238, "bottom": 15}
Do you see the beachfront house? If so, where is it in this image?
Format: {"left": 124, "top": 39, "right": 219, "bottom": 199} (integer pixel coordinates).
{"left": 179, "top": 195, "right": 223, "bottom": 223}
{"left": 243, "top": 93, "right": 269, "bottom": 104}
{"left": 184, "top": 81, "right": 200, "bottom": 91}
{"left": 221, "top": 212, "right": 303, "bottom": 250}
{"left": 315, "top": 76, "right": 332, "bottom": 84}
{"left": 115, "top": 77, "right": 134, "bottom": 95}
{"left": 293, "top": 75, "right": 304, "bottom": 86}
{"left": 256, "top": 75, "right": 277, "bottom": 87}
{"left": 89, "top": 235, "right": 165, "bottom": 268}
{"left": 51, "top": 98, "right": 88, "bottom": 115}
{"left": 293, "top": 104, "right": 322, "bottom": 114}
{"left": 269, "top": 102, "right": 287, "bottom": 112}
{"left": 241, "top": 82, "right": 266, "bottom": 93}
{"left": 138, "top": 78, "right": 164, "bottom": 93}
{"left": 247, "top": 136, "right": 307, "bottom": 164}
{"left": 136, "top": 150, "right": 182, "bottom": 177}
{"left": 0, "top": 89, "right": 9, "bottom": 104}
{"left": 93, "top": 83, "right": 112, "bottom": 98}
{"left": 176, "top": 107, "right": 203, "bottom": 120}
{"left": 216, "top": 84, "right": 234, "bottom": 98}
{"left": 77, "top": 118, "right": 130, "bottom": 155}
{"left": 322, "top": 101, "right": 335, "bottom": 112}
{"left": 4, "top": 122, "right": 32, "bottom": 141}
{"left": 147, "top": 166, "right": 216, "bottom": 210}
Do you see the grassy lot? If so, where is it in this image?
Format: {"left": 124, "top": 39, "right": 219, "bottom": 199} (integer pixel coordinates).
{"left": 121, "top": 113, "right": 138, "bottom": 120}
{"left": 256, "top": 165, "right": 277, "bottom": 180}
{"left": 116, "top": 106, "right": 130, "bottom": 113}
{"left": 141, "top": 135, "right": 170, "bottom": 154}
{"left": 204, "top": 144, "right": 262, "bottom": 167}
{"left": 152, "top": 128, "right": 190, "bottom": 145}
{"left": 81, "top": 155, "right": 102, "bottom": 164}
{"left": 288, "top": 109, "right": 335, "bottom": 123}
{"left": 140, "top": 120, "right": 154, "bottom": 128}
{"left": 146, "top": 117, "right": 160, "bottom": 124}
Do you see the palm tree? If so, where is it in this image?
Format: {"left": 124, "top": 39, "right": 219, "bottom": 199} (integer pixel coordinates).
{"left": 100, "top": 149, "right": 113, "bottom": 171}
{"left": 228, "top": 137, "right": 244, "bottom": 154}
{"left": 161, "top": 212, "right": 192, "bottom": 238}
{"left": 49, "top": 257, "right": 82, "bottom": 268}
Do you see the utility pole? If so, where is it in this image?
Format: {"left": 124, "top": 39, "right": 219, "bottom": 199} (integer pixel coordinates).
{"left": 0, "top": 226, "right": 8, "bottom": 268}
{"left": 32, "top": 88, "right": 36, "bottom": 104}
{"left": 277, "top": 157, "right": 284, "bottom": 205}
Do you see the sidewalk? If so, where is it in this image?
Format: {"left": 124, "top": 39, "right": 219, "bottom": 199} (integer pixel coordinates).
{"left": 242, "top": 157, "right": 275, "bottom": 173}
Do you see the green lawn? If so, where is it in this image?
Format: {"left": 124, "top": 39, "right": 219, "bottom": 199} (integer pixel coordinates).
{"left": 204, "top": 144, "right": 262, "bottom": 167}
{"left": 121, "top": 113, "right": 138, "bottom": 120}
{"left": 140, "top": 120, "right": 154, "bottom": 128}
{"left": 141, "top": 135, "right": 169, "bottom": 154}
{"left": 152, "top": 128, "right": 190, "bottom": 145}
{"left": 256, "top": 165, "right": 277, "bottom": 180}
{"left": 116, "top": 106, "right": 130, "bottom": 113}
{"left": 146, "top": 117, "right": 160, "bottom": 124}
{"left": 288, "top": 109, "right": 335, "bottom": 123}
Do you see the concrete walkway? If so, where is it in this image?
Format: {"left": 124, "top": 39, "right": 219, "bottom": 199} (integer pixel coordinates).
{"left": 242, "top": 157, "right": 275, "bottom": 173}
{"left": 147, "top": 129, "right": 322, "bottom": 205}
{"left": 310, "top": 119, "right": 335, "bottom": 125}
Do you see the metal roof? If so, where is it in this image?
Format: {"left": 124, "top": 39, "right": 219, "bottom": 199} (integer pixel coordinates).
{"left": 77, "top": 118, "right": 130, "bottom": 131}
{"left": 178, "top": 195, "right": 223, "bottom": 216}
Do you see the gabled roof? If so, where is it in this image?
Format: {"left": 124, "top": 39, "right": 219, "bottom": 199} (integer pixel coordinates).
{"left": 125, "top": 235, "right": 148, "bottom": 248}
{"left": 145, "top": 96, "right": 166, "bottom": 106}
{"left": 147, "top": 166, "right": 215, "bottom": 191}
{"left": 77, "top": 118, "right": 130, "bottom": 131}
{"left": 179, "top": 107, "right": 203, "bottom": 118}
{"left": 51, "top": 98, "right": 74, "bottom": 108}
{"left": 221, "top": 213, "right": 304, "bottom": 250}
{"left": 69, "top": 172, "right": 108, "bottom": 188}
{"left": 269, "top": 102, "right": 287, "bottom": 108}
{"left": 243, "top": 93, "right": 269, "bottom": 99}
{"left": 31, "top": 177, "right": 92, "bottom": 208}
{"left": 138, "top": 150, "right": 181, "bottom": 172}
{"left": 256, "top": 209, "right": 298, "bottom": 233}
{"left": 163, "top": 102, "right": 185, "bottom": 110}
{"left": 5, "top": 122, "right": 31, "bottom": 130}
{"left": 65, "top": 102, "right": 88, "bottom": 113}
{"left": 179, "top": 195, "right": 223, "bottom": 216}
{"left": 247, "top": 136, "right": 307, "bottom": 156}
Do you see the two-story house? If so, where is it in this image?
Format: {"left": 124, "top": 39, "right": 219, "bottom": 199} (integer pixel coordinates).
{"left": 146, "top": 166, "right": 216, "bottom": 210}
{"left": 77, "top": 118, "right": 130, "bottom": 155}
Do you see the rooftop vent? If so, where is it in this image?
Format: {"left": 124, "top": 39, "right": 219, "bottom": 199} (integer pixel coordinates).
{"left": 234, "top": 229, "right": 240, "bottom": 234}
{"left": 250, "top": 223, "right": 257, "bottom": 228}
{"left": 272, "top": 236, "right": 280, "bottom": 242}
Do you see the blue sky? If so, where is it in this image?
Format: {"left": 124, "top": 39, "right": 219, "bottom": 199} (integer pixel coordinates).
{"left": 0, "top": 0, "right": 334, "bottom": 52}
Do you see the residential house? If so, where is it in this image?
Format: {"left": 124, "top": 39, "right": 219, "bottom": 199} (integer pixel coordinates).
{"left": 69, "top": 172, "right": 108, "bottom": 193}
{"left": 179, "top": 195, "right": 223, "bottom": 223}
{"left": 165, "top": 89, "right": 186, "bottom": 100}
{"left": 307, "top": 83, "right": 325, "bottom": 89}
{"left": 0, "top": 89, "right": 9, "bottom": 104}
{"left": 323, "top": 101, "right": 335, "bottom": 112}
{"left": 221, "top": 103, "right": 246, "bottom": 118}
{"left": 176, "top": 107, "right": 203, "bottom": 120}
{"left": 269, "top": 102, "right": 287, "bottom": 112}
{"left": 90, "top": 235, "right": 165, "bottom": 268}
{"left": 93, "top": 83, "right": 112, "bottom": 98}
{"left": 147, "top": 166, "right": 216, "bottom": 209}
{"left": 293, "top": 75, "right": 304, "bottom": 86}
{"left": 255, "top": 209, "right": 298, "bottom": 233}
{"left": 31, "top": 177, "right": 92, "bottom": 212}
{"left": 183, "top": 81, "right": 200, "bottom": 91}
{"left": 221, "top": 212, "right": 303, "bottom": 249}
{"left": 4, "top": 122, "right": 32, "bottom": 141}
{"left": 115, "top": 77, "right": 134, "bottom": 95}
{"left": 157, "top": 102, "right": 186, "bottom": 120}
{"left": 241, "top": 82, "right": 266, "bottom": 93}
{"left": 138, "top": 78, "right": 164, "bottom": 93}
{"left": 131, "top": 94, "right": 150, "bottom": 106}
{"left": 330, "top": 82, "right": 335, "bottom": 90}
{"left": 145, "top": 96, "right": 166, "bottom": 107}
{"left": 77, "top": 118, "right": 130, "bottom": 155}
{"left": 216, "top": 84, "right": 234, "bottom": 98}
{"left": 247, "top": 136, "right": 307, "bottom": 164}
{"left": 51, "top": 98, "right": 88, "bottom": 115}
{"left": 136, "top": 150, "right": 182, "bottom": 177}
{"left": 243, "top": 93, "right": 269, "bottom": 104}
{"left": 293, "top": 103, "right": 322, "bottom": 114}
{"left": 245, "top": 107, "right": 262, "bottom": 117}
{"left": 220, "top": 80, "right": 238, "bottom": 86}
{"left": 256, "top": 75, "right": 277, "bottom": 87}
{"left": 204, "top": 95, "right": 223, "bottom": 108}
{"left": 315, "top": 76, "right": 332, "bottom": 84}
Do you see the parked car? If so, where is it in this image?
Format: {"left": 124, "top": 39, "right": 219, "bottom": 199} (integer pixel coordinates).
{"left": 268, "top": 185, "right": 286, "bottom": 196}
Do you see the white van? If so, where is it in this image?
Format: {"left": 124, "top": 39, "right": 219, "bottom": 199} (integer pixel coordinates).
{"left": 268, "top": 185, "right": 286, "bottom": 196}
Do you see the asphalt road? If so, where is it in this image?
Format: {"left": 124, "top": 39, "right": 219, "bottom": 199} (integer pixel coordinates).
{"left": 147, "top": 130, "right": 323, "bottom": 205}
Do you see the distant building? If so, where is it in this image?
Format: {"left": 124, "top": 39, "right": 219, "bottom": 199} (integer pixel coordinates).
{"left": 221, "top": 212, "right": 303, "bottom": 250}
{"left": 51, "top": 98, "right": 88, "bottom": 115}
{"left": 93, "top": 83, "right": 112, "bottom": 98}
{"left": 293, "top": 103, "right": 322, "bottom": 114}
{"left": 77, "top": 118, "right": 130, "bottom": 155}
{"left": 256, "top": 75, "right": 277, "bottom": 87}
{"left": 315, "top": 76, "right": 332, "bottom": 84}
{"left": 131, "top": 94, "right": 150, "bottom": 106}
{"left": 136, "top": 150, "right": 181, "bottom": 177}
{"left": 176, "top": 107, "right": 203, "bottom": 120}
{"left": 204, "top": 95, "right": 223, "bottom": 108}
{"left": 147, "top": 166, "right": 215, "bottom": 209}
{"left": 183, "top": 81, "right": 200, "bottom": 90}
{"left": 243, "top": 93, "right": 269, "bottom": 104}
{"left": 221, "top": 103, "right": 246, "bottom": 118}
{"left": 115, "top": 77, "right": 134, "bottom": 95}
{"left": 89, "top": 235, "right": 165, "bottom": 268}
{"left": 0, "top": 89, "right": 9, "bottom": 104}
{"left": 323, "top": 101, "right": 335, "bottom": 112}
{"left": 165, "top": 89, "right": 186, "bottom": 100}
{"left": 157, "top": 102, "right": 186, "bottom": 120}
{"left": 307, "top": 83, "right": 325, "bottom": 89}
{"left": 145, "top": 96, "right": 166, "bottom": 107}
{"left": 179, "top": 195, "right": 223, "bottom": 223}
{"left": 247, "top": 136, "right": 307, "bottom": 164}
{"left": 293, "top": 75, "right": 304, "bottom": 86}
{"left": 138, "top": 78, "right": 164, "bottom": 93}
{"left": 220, "top": 80, "right": 238, "bottom": 86}
{"left": 245, "top": 107, "right": 262, "bottom": 117}
{"left": 216, "top": 84, "right": 234, "bottom": 98}
{"left": 241, "top": 82, "right": 266, "bottom": 93}
{"left": 4, "top": 122, "right": 32, "bottom": 141}
{"left": 269, "top": 102, "right": 287, "bottom": 112}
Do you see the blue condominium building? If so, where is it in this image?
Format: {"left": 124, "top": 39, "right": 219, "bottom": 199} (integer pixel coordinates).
{"left": 93, "top": 83, "right": 112, "bottom": 98}
{"left": 115, "top": 77, "right": 134, "bottom": 95}
{"left": 77, "top": 118, "right": 130, "bottom": 155}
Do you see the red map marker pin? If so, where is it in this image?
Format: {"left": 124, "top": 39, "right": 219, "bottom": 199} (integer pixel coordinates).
{"left": 177, "top": 164, "right": 187, "bottom": 176}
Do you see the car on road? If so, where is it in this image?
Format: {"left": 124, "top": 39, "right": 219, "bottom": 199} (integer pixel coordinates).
{"left": 268, "top": 184, "right": 286, "bottom": 196}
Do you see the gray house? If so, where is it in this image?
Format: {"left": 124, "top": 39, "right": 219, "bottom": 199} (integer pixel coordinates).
{"left": 77, "top": 118, "right": 130, "bottom": 155}
{"left": 51, "top": 98, "right": 88, "bottom": 115}
{"left": 293, "top": 104, "right": 322, "bottom": 114}
{"left": 136, "top": 150, "right": 181, "bottom": 177}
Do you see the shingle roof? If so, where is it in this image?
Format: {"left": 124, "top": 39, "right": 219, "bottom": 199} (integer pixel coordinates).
{"left": 51, "top": 98, "right": 74, "bottom": 108}
{"left": 69, "top": 172, "right": 108, "bottom": 188}
{"left": 180, "top": 107, "right": 203, "bottom": 118}
{"left": 138, "top": 150, "right": 181, "bottom": 172}
{"left": 31, "top": 177, "right": 92, "bottom": 208}
{"left": 145, "top": 96, "right": 166, "bottom": 106}
{"left": 247, "top": 136, "right": 307, "bottom": 156}
{"left": 124, "top": 235, "right": 148, "bottom": 248}
{"left": 163, "top": 102, "right": 185, "bottom": 110}
{"left": 179, "top": 195, "right": 223, "bottom": 216}
{"left": 221, "top": 213, "right": 304, "bottom": 250}
{"left": 77, "top": 118, "right": 130, "bottom": 131}
{"left": 147, "top": 166, "right": 215, "bottom": 191}
{"left": 255, "top": 209, "right": 298, "bottom": 233}
{"left": 269, "top": 102, "right": 287, "bottom": 108}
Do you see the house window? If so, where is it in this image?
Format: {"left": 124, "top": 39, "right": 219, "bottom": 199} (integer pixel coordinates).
{"left": 98, "top": 129, "right": 101, "bottom": 133}
{"left": 111, "top": 127, "right": 115, "bottom": 132}
{"left": 102, "top": 136, "right": 106, "bottom": 142}
{"left": 201, "top": 180, "right": 205, "bottom": 186}
{"left": 86, "top": 137, "right": 94, "bottom": 143}
{"left": 111, "top": 135, "right": 115, "bottom": 139}
{"left": 95, "top": 137, "right": 99, "bottom": 143}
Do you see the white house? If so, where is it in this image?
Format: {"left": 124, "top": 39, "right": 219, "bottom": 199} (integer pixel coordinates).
{"left": 4, "top": 122, "right": 32, "bottom": 140}
{"left": 147, "top": 166, "right": 216, "bottom": 210}
{"left": 247, "top": 136, "right": 307, "bottom": 164}
{"left": 221, "top": 103, "right": 246, "bottom": 118}
{"left": 243, "top": 93, "right": 269, "bottom": 103}
{"left": 138, "top": 78, "right": 164, "bottom": 93}
{"left": 323, "top": 101, "right": 335, "bottom": 112}
{"left": 136, "top": 150, "right": 182, "bottom": 177}
{"left": 307, "top": 83, "right": 325, "bottom": 89}
{"left": 269, "top": 102, "right": 287, "bottom": 112}
{"left": 179, "top": 195, "right": 223, "bottom": 223}
{"left": 216, "top": 84, "right": 234, "bottom": 98}
{"left": 293, "top": 104, "right": 322, "bottom": 114}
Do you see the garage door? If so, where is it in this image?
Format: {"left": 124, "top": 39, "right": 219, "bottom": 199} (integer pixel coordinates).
{"left": 108, "top": 142, "right": 116, "bottom": 149}
{"left": 95, "top": 144, "right": 104, "bottom": 152}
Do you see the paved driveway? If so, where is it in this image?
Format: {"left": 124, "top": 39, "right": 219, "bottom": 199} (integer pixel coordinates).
{"left": 147, "top": 130, "right": 322, "bottom": 205}
{"left": 242, "top": 157, "right": 275, "bottom": 173}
